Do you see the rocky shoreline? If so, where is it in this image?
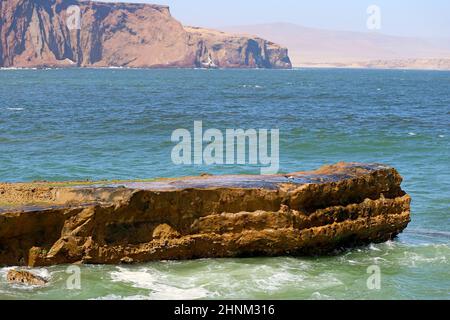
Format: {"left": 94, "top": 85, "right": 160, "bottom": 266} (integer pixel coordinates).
{"left": 0, "top": 163, "right": 411, "bottom": 267}
{"left": 0, "top": 0, "right": 291, "bottom": 69}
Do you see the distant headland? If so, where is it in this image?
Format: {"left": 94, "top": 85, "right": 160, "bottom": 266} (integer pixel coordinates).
{"left": 0, "top": 0, "right": 292, "bottom": 69}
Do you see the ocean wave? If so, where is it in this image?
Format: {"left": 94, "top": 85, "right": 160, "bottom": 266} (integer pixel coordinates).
{"left": 250, "top": 260, "right": 343, "bottom": 292}
{"left": 0, "top": 67, "right": 38, "bottom": 70}
{"left": 93, "top": 294, "right": 150, "bottom": 300}
{"left": 310, "top": 291, "right": 333, "bottom": 300}
{"left": 110, "top": 267, "right": 212, "bottom": 300}
{"left": 241, "top": 84, "right": 264, "bottom": 89}
{"left": 0, "top": 266, "right": 51, "bottom": 280}
{"left": 0, "top": 267, "right": 51, "bottom": 290}
{"left": 336, "top": 240, "right": 450, "bottom": 270}
{"left": 253, "top": 268, "right": 306, "bottom": 292}
{"left": 400, "top": 251, "right": 448, "bottom": 267}
{"left": 369, "top": 244, "right": 382, "bottom": 251}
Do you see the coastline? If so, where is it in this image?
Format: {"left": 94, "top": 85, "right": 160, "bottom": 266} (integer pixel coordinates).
{"left": 295, "top": 60, "right": 450, "bottom": 72}
{"left": 297, "top": 65, "right": 450, "bottom": 72}
{"left": 2, "top": 65, "right": 450, "bottom": 72}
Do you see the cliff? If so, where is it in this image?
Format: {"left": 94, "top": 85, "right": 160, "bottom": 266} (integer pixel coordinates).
{"left": 0, "top": 0, "right": 292, "bottom": 68}
{"left": 0, "top": 163, "right": 410, "bottom": 267}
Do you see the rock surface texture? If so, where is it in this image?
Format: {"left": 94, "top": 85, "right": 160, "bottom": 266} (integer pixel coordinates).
{"left": 6, "top": 269, "right": 48, "bottom": 286}
{"left": 0, "top": 163, "right": 411, "bottom": 267}
{"left": 0, "top": 0, "right": 292, "bottom": 69}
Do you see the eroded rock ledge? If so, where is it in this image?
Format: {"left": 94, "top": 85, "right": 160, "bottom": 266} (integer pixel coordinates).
{"left": 0, "top": 163, "right": 411, "bottom": 266}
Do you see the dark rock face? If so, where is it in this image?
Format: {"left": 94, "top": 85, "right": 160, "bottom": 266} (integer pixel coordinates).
{"left": 0, "top": 0, "right": 292, "bottom": 68}
{"left": 0, "top": 163, "right": 410, "bottom": 267}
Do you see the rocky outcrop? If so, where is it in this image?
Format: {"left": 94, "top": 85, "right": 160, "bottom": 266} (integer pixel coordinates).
{"left": 0, "top": 0, "right": 291, "bottom": 69}
{"left": 185, "top": 27, "right": 291, "bottom": 69}
{"left": 0, "top": 163, "right": 410, "bottom": 267}
{"left": 6, "top": 269, "right": 47, "bottom": 286}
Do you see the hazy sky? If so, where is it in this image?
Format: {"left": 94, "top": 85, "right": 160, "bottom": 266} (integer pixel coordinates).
{"left": 97, "top": 0, "right": 450, "bottom": 38}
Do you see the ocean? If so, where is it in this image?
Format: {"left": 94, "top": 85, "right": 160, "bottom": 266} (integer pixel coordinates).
{"left": 0, "top": 68, "right": 449, "bottom": 299}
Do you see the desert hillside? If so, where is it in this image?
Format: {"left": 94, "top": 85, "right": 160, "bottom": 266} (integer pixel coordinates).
{"left": 223, "top": 23, "right": 450, "bottom": 70}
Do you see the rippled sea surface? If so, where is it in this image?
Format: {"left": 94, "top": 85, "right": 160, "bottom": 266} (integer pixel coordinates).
{"left": 0, "top": 69, "right": 449, "bottom": 299}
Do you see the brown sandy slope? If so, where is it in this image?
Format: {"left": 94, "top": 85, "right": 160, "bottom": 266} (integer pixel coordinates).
{"left": 223, "top": 23, "right": 450, "bottom": 70}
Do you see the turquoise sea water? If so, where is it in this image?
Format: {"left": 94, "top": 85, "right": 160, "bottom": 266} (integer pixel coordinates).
{"left": 0, "top": 68, "right": 449, "bottom": 299}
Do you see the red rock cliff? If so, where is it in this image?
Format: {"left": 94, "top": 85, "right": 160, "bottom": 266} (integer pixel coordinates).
{"left": 0, "top": 0, "right": 292, "bottom": 68}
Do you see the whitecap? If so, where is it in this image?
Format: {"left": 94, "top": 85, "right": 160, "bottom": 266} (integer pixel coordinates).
{"left": 408, "top": 132, "right": 416, "bottom": 136}
{"left": 310, "top": 291, "right": 333, "bottom": 300}
{"left": 253, "top": 270, "right": 305, "bottom": 292}
{"left": 400, "top": 249, "right": 448, "bottom": 267}
{"left": 6, "top": 107, "right": 24, "bottom": 111}
{"left": 0, "top": 266, "right": 50, "bottom": 280}
{"left": 149, "top": 285, "right": 211, "bottom": 300}
{"left": 308, "top": 274, "right": 344, "bottom": 290}
{"left": 0, "top": 67, "right": 38, "bottom": 70}
{"left": 0, "top": 267, "right": 15, "bottom": 279}
{"left": 29, "top": 268, "right": 51, "bottom": 279}
{"left": 369, "top": 244, "right": 382, "bottom": 251}
{"left": 92, "top": 294, "right": 150, "bottom": 300}
{"left": 372, "top": 257, "right": 388, "bottom": 263}
{"left": 0, "top": 267, "right": 51, "bottom": 290}
{"left": 384, "top": 240, "right": 398, "bottom": 249}
{"left": 241, "top": 84, "right": 263, "bottom": 89}
{"left": 110, "top": 267, "right": 212, "bottom": 300}
{"left": 0, "top": 67, "right": 22, "bottom": 70}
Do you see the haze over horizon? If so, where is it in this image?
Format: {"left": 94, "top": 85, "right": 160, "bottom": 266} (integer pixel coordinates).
{"left": 96, "top": 0, "right": 450, "bottom": 39}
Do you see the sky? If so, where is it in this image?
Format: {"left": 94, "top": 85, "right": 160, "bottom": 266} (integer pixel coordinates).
{"left": 97, "top": 0, "right": 450, "bottom": 38}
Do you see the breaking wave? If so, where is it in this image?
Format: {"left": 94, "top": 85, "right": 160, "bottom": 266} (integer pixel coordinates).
{"left": 109, "top": 267, "right": 213, "bottom": 300}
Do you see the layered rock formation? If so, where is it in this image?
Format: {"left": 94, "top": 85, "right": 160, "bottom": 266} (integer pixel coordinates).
{"left": 0, "top": 0, "right": 291, "bottom": 68}
{"left": 0, "top": 163, "right": 410, "bottom": 267}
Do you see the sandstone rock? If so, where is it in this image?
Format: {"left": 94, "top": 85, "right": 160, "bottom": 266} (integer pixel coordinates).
{"left": 120, "top": 256, "right": 134, "bottom": 264}
{"left": 0, "top": 0, "right": 291, "bottom": 69}
{"left": 153, "top": 224, "right": 181, "bottom": 240}
{"left": 6, "top": 269, "right": 47, "bottom": 286}
{"left": 0, "top": 163, "right": 411, "bottom": 266}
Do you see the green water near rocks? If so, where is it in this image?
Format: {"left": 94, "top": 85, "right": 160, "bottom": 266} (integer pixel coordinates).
{"left": 0, "top": 68, "right": 449, "bottom": 299}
